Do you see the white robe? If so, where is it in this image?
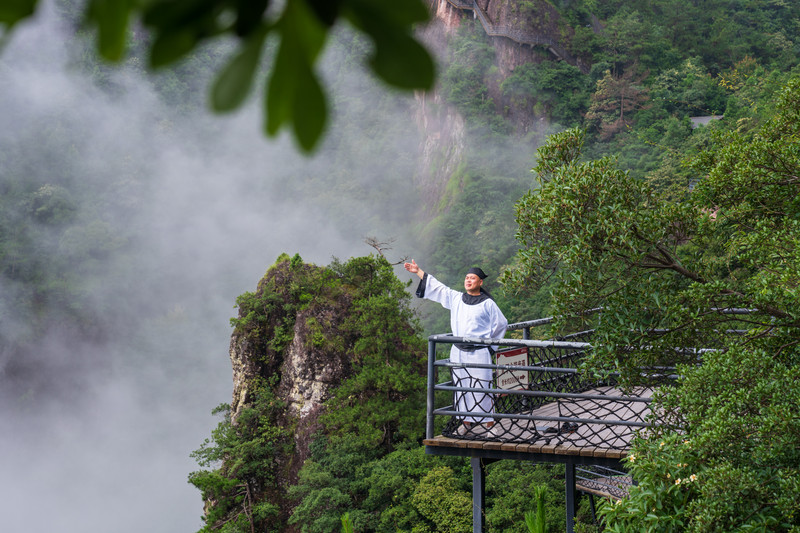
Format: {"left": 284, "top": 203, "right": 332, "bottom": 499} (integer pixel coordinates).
{"left": 421, "top": 274, "right": 508, "bottom": 423}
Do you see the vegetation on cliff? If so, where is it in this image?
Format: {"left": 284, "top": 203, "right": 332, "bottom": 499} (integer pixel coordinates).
{"left": 190, "top": 254, "right": 427, "bottom": 531}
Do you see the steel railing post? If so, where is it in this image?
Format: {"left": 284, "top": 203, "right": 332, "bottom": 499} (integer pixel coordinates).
{"left": 427, "top": 338, "right": 436, "bottom": 440}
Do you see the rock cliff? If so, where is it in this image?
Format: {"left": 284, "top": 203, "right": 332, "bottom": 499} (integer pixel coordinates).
{"left": 228, "top": 257, "right": 353, "bottom": 501}
{"left": 415, "top": 0, "right": 594, "bottom": 213}
{"left": 205, "top": 254, "right": 424, "bottom": 531}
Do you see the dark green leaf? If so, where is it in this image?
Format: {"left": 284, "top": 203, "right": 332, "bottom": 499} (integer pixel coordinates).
{"left": 0, "top": 0, "right": 37, "bottom": 26}
{"left": 306, "top": 0, "right": 344, "bottom": 26}
{"left": 369, "top": 30, "right": 434, "bottom": 89}
{"left": 88, "top": 0, "right": 132, "bottom": 61}
{"left": 143, "top": 0, "right": 218, "bottom": 31}
{"left": 264, "top": 0, "right": 328, "bottom": 147}
{"left": 265, "top": 40, "right": 296, "bottom": 135}
{"left": 211, "top": 26, "right": 268, "bottom": 112}
{"left": 286, "top": 0, "right": 327, "bottom": 63}
{"left": 235, "top": 0, "right": 269, "bottom": 36}
{"left": 149, "top": 28, "right": 198, "bottom": 68}
{"left": 292, "top": 63, "right": 327, "bottom": 152}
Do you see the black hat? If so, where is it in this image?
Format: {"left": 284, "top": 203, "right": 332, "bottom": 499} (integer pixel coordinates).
{"left": 467, "top": 267, "right": 487, "bottom": 280}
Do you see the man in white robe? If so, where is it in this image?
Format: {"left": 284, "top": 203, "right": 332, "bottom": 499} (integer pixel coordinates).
{"left": 404, "top": 260, "right": 508, "bottom": 435}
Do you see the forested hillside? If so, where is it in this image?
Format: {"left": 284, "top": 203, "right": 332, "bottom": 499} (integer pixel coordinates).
{"left": 2, "top": 0, "right": 800, "bottom": 532}
{"left": 414, "top": 0, "right": 800, "bottom": 332}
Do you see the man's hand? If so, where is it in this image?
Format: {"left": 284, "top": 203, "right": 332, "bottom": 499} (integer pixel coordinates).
{"left": 404, "top": 260, "right": 424, "bottom": 279}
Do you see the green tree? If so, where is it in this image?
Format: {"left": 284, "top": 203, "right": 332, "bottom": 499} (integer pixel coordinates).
{"left": 585, "top": 69, "right": 649, "bottom": 141}
{"left": 411, "top": 466, "right": 472, "bottom": 533}
{"left": 649, "top": 57, "right": 726, "bottom": 117}
{"left": 503, "top": 76, "right": 800, "bottom": 530}
{"left": 189, "top": 381, "right": 291, "bottom": 533}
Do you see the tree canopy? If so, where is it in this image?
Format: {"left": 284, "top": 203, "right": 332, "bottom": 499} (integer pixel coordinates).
{"left": 502, "top": 76, "right": 800, "bottom": 531}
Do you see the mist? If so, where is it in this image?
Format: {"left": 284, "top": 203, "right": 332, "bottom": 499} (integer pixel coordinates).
{"left": 0, "top": 3, "right": 424, "bottom": 532}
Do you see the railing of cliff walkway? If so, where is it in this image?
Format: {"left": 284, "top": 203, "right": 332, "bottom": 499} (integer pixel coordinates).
{"left": 424, "top": 319, "right": 661, "bottom": 450}
{"left": 441, "top": 0, "right": 582, "bottom": 69}
{"left": 425, "top": 309, "right": 756, "bottom": 448}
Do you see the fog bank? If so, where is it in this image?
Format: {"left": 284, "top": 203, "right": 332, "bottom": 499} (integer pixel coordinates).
{"left": 0, "top": 3, "right": 423, "bottom": 532}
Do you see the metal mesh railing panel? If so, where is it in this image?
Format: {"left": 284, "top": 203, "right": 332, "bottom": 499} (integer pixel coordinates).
{"left": 434, "top": 328, "right": 654, "bottom": 450}
{"left": 576, "top": 465, "right": 634, "bottom": 500}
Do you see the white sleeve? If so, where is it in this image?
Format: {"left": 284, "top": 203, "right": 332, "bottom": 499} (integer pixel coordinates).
{"left": 421, "top": 274, "right": 460, "bottom": 310}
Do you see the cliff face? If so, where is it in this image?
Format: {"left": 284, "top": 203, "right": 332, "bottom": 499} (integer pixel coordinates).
{"left": 430, "top": 0, "right": 587, "bottom": 75}
{"left": 415, "top": 0, "right": 592, "bottom": 213}
{"left": 413, "top": 90, "right": 467, "bottom": 211}
{"left": 228, "top": 260, "right": 353, "bottom": 506}
{"left": 229, "top": 307, "right": 350, "bottom": 483}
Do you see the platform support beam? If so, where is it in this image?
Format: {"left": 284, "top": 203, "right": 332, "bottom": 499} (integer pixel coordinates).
{"left": 566, "top": 462, "right": 576, "bottom": 533}
{"left": 472, "top": 457, "right": 486, "bottom": 532}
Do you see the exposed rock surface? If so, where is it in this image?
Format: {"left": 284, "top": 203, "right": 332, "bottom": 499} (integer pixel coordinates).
{"left": 414, "top": 0, "right": 595, "bottom": 213}
{"left": 413, "top": 90, "right": 467, "bottom": 212}
{"left": 226, "top": 258, "right": 355, "bottom": 529}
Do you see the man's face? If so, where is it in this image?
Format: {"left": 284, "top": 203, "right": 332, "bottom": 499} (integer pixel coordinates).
{"left": 464, "top": 273, "right": 483, "bottom": 294}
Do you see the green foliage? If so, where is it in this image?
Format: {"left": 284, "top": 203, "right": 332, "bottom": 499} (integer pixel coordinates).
{"left": 484, "top": 462, "right": 573, "bottom": 533}
{"left": 440, "top": 22, "right": 509, "bottom": 135}
{"left": 601, "top": 345, "right": 800, "bottom": 532}
{"left": 411, "top": 466, "right": 472, "bottom": 533}
{"left": 598, "top": 433, "right": 700, "bottom": 532}
{"left": 649, "top": 57, "right": 726, "bottom": 117}
{"left": 0, "top": 0, "right": 36, "bottom": 28}
{"left": 4, "top": 0, "right": 434, "bottom": 152}
{"left": 341, "top": 512, "right": 354, "bottom": 533}
{"left": 290, "top": 442, "right": 448, "bottom": 532}
{"left": 501, "top": 60, "right": 591, "bottom": 127}
{"left": 322, "top": 256, "right": 426, "bottom": 448}
{"left": 503, "top": 127, "right": 695, "bottom": 377}
{"left": 505, "top": 77, "right": 800, "bottom": 531}
{"left": 358, "top": 445, "right": 444, "bottom": 532}
{"left": 524, "top": 485, "right": 547, "bottom": 533}
{"left": 189, "top": 378, "right": 292, "bottom": 533}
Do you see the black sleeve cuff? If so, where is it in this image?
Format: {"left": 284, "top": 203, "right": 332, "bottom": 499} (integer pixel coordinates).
{"left": 415, "top": 272, "right": 428, "bottom": 298}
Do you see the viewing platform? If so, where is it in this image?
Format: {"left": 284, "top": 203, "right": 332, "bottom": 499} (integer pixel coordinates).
{"left": 422, "top": 315, "right": 665, "bottom": 532}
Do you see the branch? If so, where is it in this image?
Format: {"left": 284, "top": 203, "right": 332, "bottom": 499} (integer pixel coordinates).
{"left": 365, "top": 236, "right": 407, "bottom": 265}
{"left": 631, "top": 225, "right": 706, "bottom": 283}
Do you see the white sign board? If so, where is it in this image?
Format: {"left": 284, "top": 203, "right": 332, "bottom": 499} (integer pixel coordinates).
{"left": 495, "top": 347, "right": 529, "bottom": 390}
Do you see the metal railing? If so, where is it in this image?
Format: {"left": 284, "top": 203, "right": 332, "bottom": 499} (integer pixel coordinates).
{"left": 425, "top": 308, "right": 762, "bottom": 449}
{"left": 425, "top": 324, "right": 656, "bottom": 450}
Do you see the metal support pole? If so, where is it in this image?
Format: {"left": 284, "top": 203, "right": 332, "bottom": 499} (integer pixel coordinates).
{"left": 472, "top": 457, "right": 485, "bottom": 533}
{"left": 523, "top": 327, "right": 530, "bottom": 340}
{"left": 566, "top": 462, "right": 576, "bottom": 533}
{"left": 427, "top": 339, "right": 436, "bottom": 440}
{"left": 588, "top": 493, "right": 597, "bottom": 527}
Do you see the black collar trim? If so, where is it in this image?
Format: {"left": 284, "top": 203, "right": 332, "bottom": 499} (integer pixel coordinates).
{"left": 462, "top": 292, "right": 490, "bottom": 305}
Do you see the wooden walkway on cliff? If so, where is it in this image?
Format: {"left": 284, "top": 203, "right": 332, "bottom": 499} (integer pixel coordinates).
{"left": 439, "top": 0, "right": 588, "bottom": 72}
